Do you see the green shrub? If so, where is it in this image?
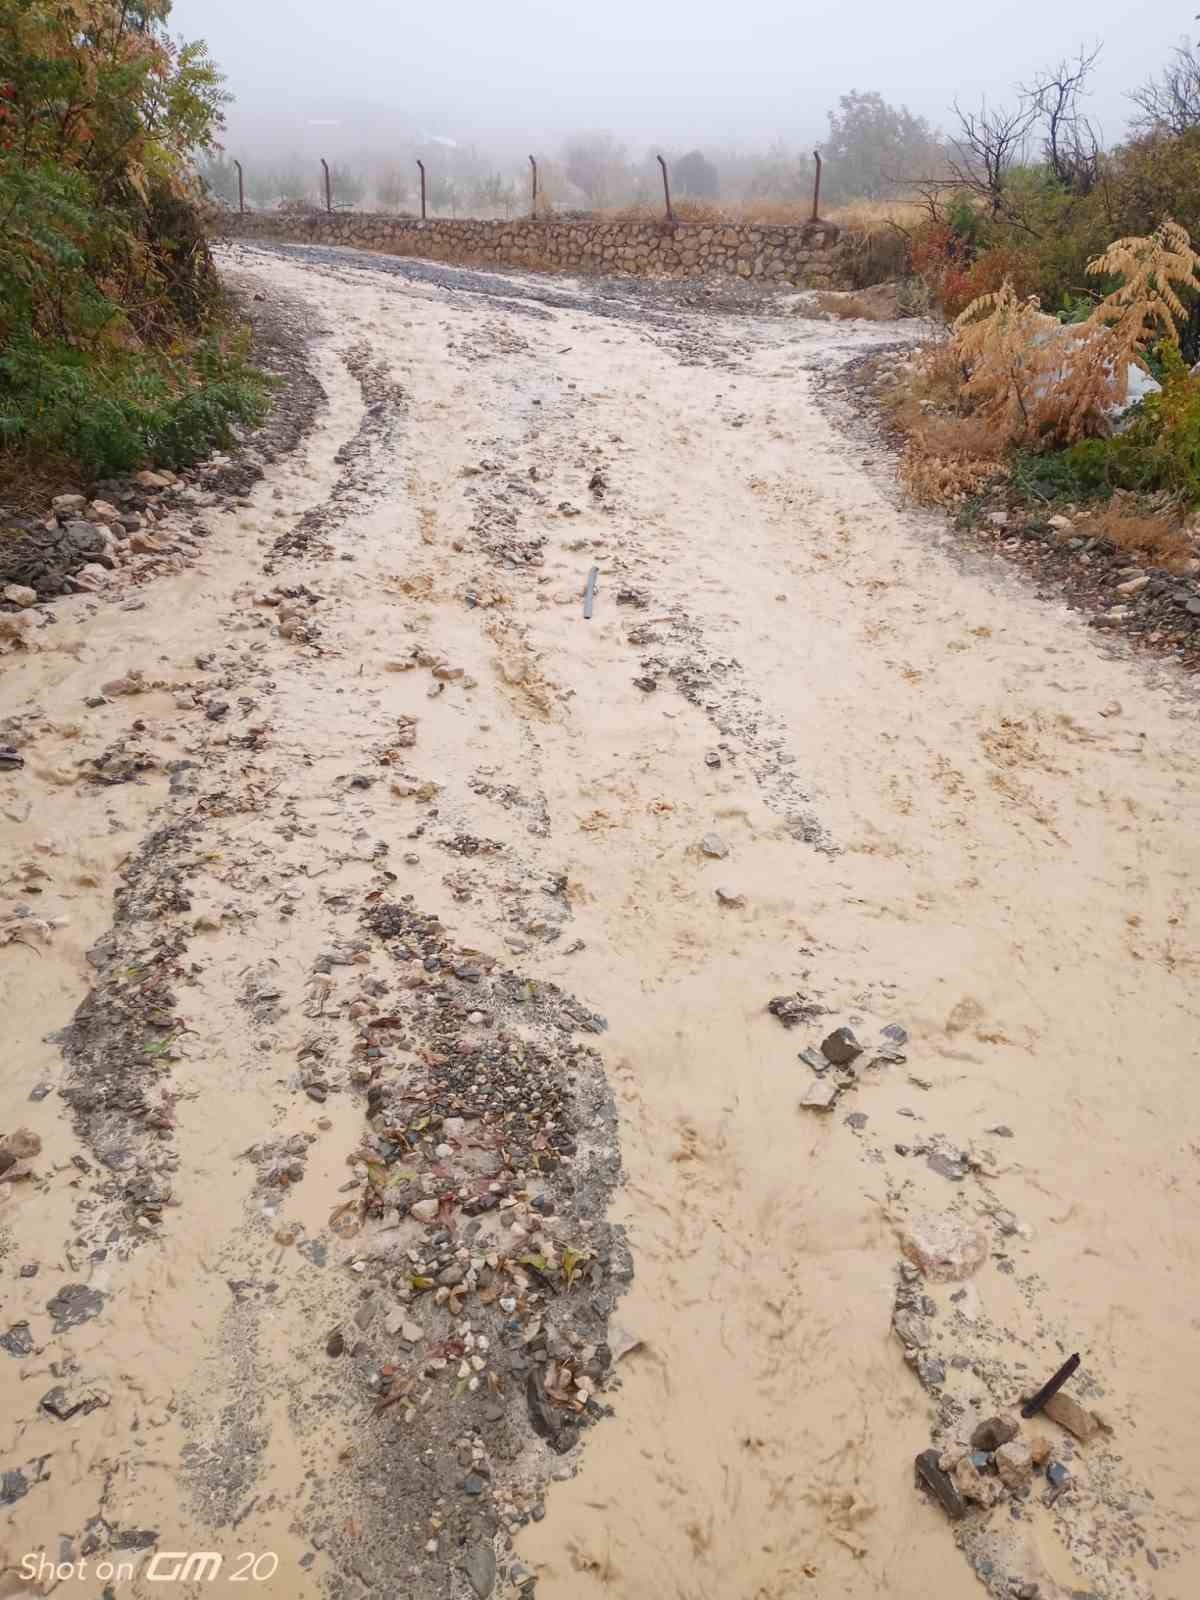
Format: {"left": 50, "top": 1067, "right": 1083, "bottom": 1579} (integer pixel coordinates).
{"left": 0, "top": 1, "right": 267, "bottom": 480}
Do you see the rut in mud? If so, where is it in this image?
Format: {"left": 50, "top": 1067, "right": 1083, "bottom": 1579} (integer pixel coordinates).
{"left": 2, "top": 242, "right": 1200, "bottom": 1600}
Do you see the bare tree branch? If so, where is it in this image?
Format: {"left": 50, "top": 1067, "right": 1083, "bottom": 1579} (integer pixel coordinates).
{"left": 1129, "top": 38, "right": 1200, "bottom": 134}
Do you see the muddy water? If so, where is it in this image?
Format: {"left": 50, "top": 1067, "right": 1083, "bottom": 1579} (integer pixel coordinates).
{"left": 2, "top": 243, "right": 1199, "bottom": 1600}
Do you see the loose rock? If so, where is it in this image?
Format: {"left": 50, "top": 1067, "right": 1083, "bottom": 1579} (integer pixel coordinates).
{"left": 899, "top": 1216, "right": 990, "bottom": 1282}
{"left": 1042, "top": 1389, "right": 1102, "bottom": 1442}
{"left": 820, "top": 1026, "right": 863, "bottom": 1066}
{"left": 914, "top": 1448, "right": 966, "bottom": 1520}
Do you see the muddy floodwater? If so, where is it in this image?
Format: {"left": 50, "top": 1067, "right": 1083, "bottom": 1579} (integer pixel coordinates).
{"left": 2, "top": 241, "right": 1198, "bottom": 1600}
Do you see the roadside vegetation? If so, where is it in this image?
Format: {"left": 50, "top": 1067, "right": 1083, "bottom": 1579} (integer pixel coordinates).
{"left": 0, "top": 0, "right": 267, "bottom": 485}
{"left": 870, "top": 42, "right": 1200, "bottom": 579}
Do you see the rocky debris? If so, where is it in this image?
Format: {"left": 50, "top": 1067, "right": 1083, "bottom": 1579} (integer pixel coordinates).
{"left": 0, "top": 1127, "right": 41, "bottom": 1167}
{"left": 0, "top": 744, "right": 25, "bottom": 769}
{"left": 1042, "top": 1389, "right": 1103, "bottom": 1442}
{"left": 767, "top": 992, "right": 818, "bottom": 1029}
{"left": 1045, "top": 1460, "right": 1072, "bottom": 1501}
{"left": 971, "top": 1414, "right": 1020, "bottom": 1452}
{"left": 994, "top": 1439, "right": 1033, "bottom": 1492}
{"left": 2, "top": 583, "right": 37, "bottom": 607}
{"left": 1, "top": 1324, "right": 34, "bottom": 1357}
{"left": 699, "top": 831, "right": 728, "bottom": 858}
{"left": 899, "top": 1215, "right": 990, "bottom": 1282}
{"left": 46, "top": 1284, "right": 106, "bottom": 1332}
{"left": 915, "top": 1449, "right": 966, "bottom": 1520}
{"left": 714, "top": 887, "right": 745, "bottom": 908}
{"left": 799, "top": 1079, "right": 841, "bottom": 1111}
{"left": 40, "top": 1385, "right": 110, "bottom": 1421}
{"left": 820, "top": 1025, "right": 863, "bottom": 1066}
{"left": 954, "top": 1454, "right": 1001, "bottom": 1508}
{"left": 459, "top": 1540, "right": 498, "bottom": 1598}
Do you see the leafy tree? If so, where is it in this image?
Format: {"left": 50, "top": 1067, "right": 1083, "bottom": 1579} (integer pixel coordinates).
{"left": 675, "top": 150, "right": 719, "bottom": 200}
{"left": 563, "top": 132, "right": 628, "bottom": 207}
{"left": 0, "top": 0, "right": 265, "bottom": 473}
{"left": 825, "top": 91, "right": 944, "bottom": 201}
{"left": 198, "top": 154, "right": 239, "bottom": 206}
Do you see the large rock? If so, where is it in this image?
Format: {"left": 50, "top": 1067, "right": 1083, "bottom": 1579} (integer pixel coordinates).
{"left": 898, "top": 1215, "right": 990, "bottom": 1282}
{"left": 1043, "top": 1390, "right": 1102, "bottom": 1442}
{"left": 995, "top": 1439, "right": 1033, "bottom": 1491}
{"left": 971, "top": 1413, "right": 1019, "bottom": 1451}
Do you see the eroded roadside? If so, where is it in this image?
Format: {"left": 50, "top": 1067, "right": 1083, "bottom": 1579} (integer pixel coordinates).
{"left": 2, "top": 243, "right": 1200, "bottom": 1600}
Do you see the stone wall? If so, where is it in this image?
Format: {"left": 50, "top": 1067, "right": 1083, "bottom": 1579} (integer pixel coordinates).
{"left": 217, "top": 210, "right": 855, "bottom": 289}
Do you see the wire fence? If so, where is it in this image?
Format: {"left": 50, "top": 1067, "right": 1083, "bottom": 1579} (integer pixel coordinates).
{"left": 221, "top": 150, "right": 828, "bottom": 227}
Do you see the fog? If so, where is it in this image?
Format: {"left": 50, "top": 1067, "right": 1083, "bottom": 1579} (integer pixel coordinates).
{"left": 170, "top": 0, "right": 1185, "bottom": 190}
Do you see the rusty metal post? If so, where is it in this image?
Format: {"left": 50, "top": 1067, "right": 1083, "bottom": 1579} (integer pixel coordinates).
{"left": 417, "top": 159, "right": 427, "bottom": 220}
{"left": 529, "top": 155, "right": 538, "bottom": 218}
{"left": 234, "top": 159, "right": 244, "bottom": 214}
{"left": 657, "top": 153, "right": 674, "bottom": 222}
{"left": 811, "top": 150, "right": 822, "bottom": 223}
{"left": 321, "top": 157, "right": 332, "bottom": 214}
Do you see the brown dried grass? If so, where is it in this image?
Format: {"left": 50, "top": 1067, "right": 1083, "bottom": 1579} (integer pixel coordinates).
{"left": 1075, "top": 499, "right": 1195, "bottom": 571}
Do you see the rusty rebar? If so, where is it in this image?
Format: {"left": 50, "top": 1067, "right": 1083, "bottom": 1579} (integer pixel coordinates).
{"left": 1021, "top": 1353, "right": 1081, "bottom": 1420}
{"left": 529, "top": 155, "right": 538, "bottom": 218}
{"left": 417, "top": 159, "right": 427, "bottom": 220}
{"left": 321, "top": 157, "right": 332, "bottom": 214}
{"left": 234, "top": 159, "right": 244, "bottom": 214}
{"left": 811, "top": 150, "right": 822, "bottom": 223}
{"left": 657, "top": 153, "right": 674, "bottom": 222}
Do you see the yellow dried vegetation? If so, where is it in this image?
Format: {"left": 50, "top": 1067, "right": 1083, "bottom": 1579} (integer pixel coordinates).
{"left": 953, "top": 219, "right": 1200, "bottom": 449}
{"left": 895, "top": 219, "right": 1200, "bottom": 505}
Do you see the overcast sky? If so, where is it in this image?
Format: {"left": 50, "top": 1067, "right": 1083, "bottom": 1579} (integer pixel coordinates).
{"left": 170, "top": 0, "right": 1188, "bottom": 158}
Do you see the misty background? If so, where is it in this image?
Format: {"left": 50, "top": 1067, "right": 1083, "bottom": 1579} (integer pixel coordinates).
{"left": 171, "top": 0, "right": 1192, "bottom": 212}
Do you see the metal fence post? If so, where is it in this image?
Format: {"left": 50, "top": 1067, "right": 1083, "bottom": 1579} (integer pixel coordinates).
{"left": 234, "top": 159, "right": 244, "bottom": 214}
{"left": 321, "top": 157, "right": 332, "bottom": 214}
{"left": 811, "top": 150, "right": 822, "bottom": 223}
{"left": 657, "top": 153, "right": 674, "bottom": 222}
{"left": 417, "top": 159, "right": 427, "bottom": 220}
{"left": 529, "top": 155, "right": 538, "bottom": 218}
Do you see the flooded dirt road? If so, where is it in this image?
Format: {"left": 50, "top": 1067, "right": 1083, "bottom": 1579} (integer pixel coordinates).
{"left": 3, "top": 241, "right": 1199, "bottom": 1600}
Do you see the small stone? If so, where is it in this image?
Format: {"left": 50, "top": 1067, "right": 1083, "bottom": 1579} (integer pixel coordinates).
{"left": 326, "top": 1329, "right": 345, "bottom": 1358}
{"left": 704, "top": 750, "right": 722, "bottom": 768}
{"left": 1029, "top": 1435, "right": 1053, "bottom": 1467}
{"left": 914, "top": 1448, "right": 965, "bottom": 1520}
{"left": 461, "top": 1472, "right": 486, "bottom": 1496}
{"left": 899, "top": 1216, "right": 990, "bottom": 1282}
{"left": 926, "top": 1151, "right": 966, "bottom": 1181}
{"left": 410, "top": 1198, "right": 439, "bottom": 1223}
{"left": 700, "top": 832, "right": 729, "bottom": 859}
{"left": 893, "top": 1310, "right": 930, "bottom": 1349}
{"left": 715, "top": 887, "right": 746, "bottom": 907}
{"left": 995, "top": 1439, "right": 1033, "bottom": 1492}
{"left": 820, "top": 1027, "right": 863, "bottom": 1066}
{"left": 2, "top": 584, "right": 37, "bottom": 608}
{"left": 799, "top": 1079, "right": 840, "bottom": 1111}
{"left": 881, "top": 1023, "right": 908, "bottom": 1045}
{"left": 0, "top": 1324, "right": 33, "bottom": 1357}
{"left": 971, "top": 1414, "right": 1020, "bottom": 1452}
{"left": 1043, "top": 1390, "right": 1101, "bottom": 1442}
{"left": 400, "top": 1320, "right": 423, "bottom": 1344}
{"left": 46, "top": 1284, "right": 105, "bottom": 1331}
{"left": 1045, "top": 1460, "right": 1071, "bottom": 1496}
{"left": 53, "top": 493, "right": 88, "bottom": 514}
{"left": 953, "top": 1454, "right": 1001, "bottom": 1507}
{"left": 459, "top": 1541, "right": 496, "bottom": 1599}
{"left": 1116, "top": 575, "right": 1149, "bottom": 596}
